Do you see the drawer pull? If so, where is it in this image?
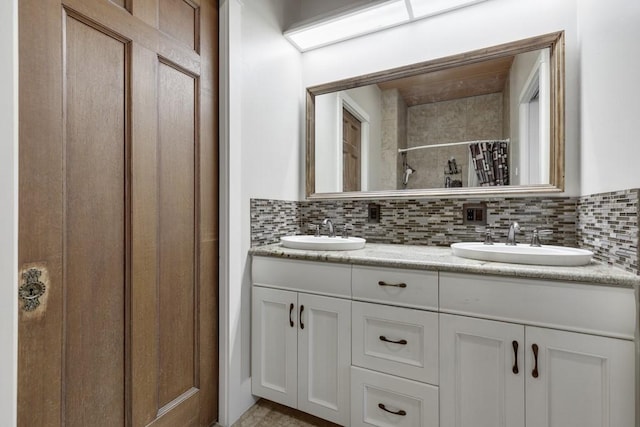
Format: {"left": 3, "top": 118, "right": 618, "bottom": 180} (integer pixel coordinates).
{"left": 512, "top": 340, "right": 519, "bottom": 374}
{"left": 378, "top": 280, "right": 407, "bottom": 288}
{"left": 378, "top": 403, "right": 406, "bottom": 416}
{"left": 300, "top": 305, "right": 305, "bottom": 330}
{"left": 289, "top": 303, "right": 294, "bottom": 327}
{"left": 532, "top": 343, "right": 539, "bottom": 378}
{"left": 379, "top": 335, "right": 408, "bottom": 345}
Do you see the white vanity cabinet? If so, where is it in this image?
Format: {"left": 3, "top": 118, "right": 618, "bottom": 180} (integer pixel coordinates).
{"left": 439, "top": 273, "right": 637, "bottom": 427}
{"left": 251, "top": 254, "right": 637, "bottom": 427}
{"left": 251, "top": 258, "right": 352, "bottom": 425}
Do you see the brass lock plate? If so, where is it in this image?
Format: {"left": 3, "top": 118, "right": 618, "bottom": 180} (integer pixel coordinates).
{"left": 19, "top": 268, "right": 47, "bottom": 312}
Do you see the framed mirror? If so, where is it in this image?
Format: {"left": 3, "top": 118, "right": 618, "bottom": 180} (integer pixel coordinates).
{"left": 306, "top": 32, "right": 564, "bottom": 199}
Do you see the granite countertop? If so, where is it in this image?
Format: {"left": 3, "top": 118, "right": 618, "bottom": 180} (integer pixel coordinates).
{"left": 249, "top": 243, "right": 640, "bottom": 288}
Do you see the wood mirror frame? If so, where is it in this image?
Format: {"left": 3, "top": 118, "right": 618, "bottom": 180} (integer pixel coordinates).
{"left": 305, "top": 31, "right": 565, "bottom": 199}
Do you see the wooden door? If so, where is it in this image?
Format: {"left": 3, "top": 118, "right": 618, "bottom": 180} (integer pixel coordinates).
{"left": 342, "top": 108, "right": 361, "bottom": 192}
{"left": 17, "top": 0, "right": 218, "bottom": 426}
{"left": 439, "top": 314, "right": 524, "bottom": 427}
{"left": 297, "top": 293, "right": 351, "bottom": 425}
{"left": 251, "top": 286, "right": 298, "bottom": 409}
{"left": 525, "top": 327, "right": 635, "bottom": 427}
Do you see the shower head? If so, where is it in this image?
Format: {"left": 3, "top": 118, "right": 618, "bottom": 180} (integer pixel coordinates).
{"left": 402, "top": 165, "right": 415, "bottom": 186}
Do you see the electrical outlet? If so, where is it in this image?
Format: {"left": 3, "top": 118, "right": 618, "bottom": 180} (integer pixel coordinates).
{"left": 462, "top": 203, "right": 487, "bottom": 225}
{"left": 367, "top": 203, "right": 381, "bottom": 223}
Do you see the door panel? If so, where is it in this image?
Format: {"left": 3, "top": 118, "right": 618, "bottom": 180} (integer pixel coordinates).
{"left": 63, "top": 13, "right": 128, "bottom": 426}
{"left": 157, "top": 60, "right": 197, "bottom": 408}
{"left": 251, "top": 287, "right": 298, "bottom": 408}
{"left": 195, "top": 4, "right": 219, "bottom": 424}
{"left": 298, "top": 293, "right": 351, "bottom": 425}
{"left": 440, "top": 314, "right": 525, "bottom": 427}
{"left": 525, "top": 327, "right": 635, "bottom": 427}
{"left": 18, "top": 0, "right": 218, "bottom": 425}
{"left": 18, "top": 1, "right": 64, "bottom": 423}
{"left": 110, "top": 0, "right": 127, "bottom": 9}
{"left": 159, "top": 0, "right": 198, "bottom": 50}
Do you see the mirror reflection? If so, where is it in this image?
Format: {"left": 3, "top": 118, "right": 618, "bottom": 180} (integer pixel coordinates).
{"left": 309, "top": 33, "right": 564, "bottom": 198}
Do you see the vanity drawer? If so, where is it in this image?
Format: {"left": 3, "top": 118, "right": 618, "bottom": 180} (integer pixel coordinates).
{"left": 440, "top": 272, "right": 637, "bottom": 339}
{"left": 351, "top": 366, "right": 438, "bottom": 427}
{"left": 352, "top": 302, "right": 438, "bottom": 385}
{"left": 252, "top": 256, "right": 351, "bottom": 298}
{"left": 352, "top": 266, "right": 438, "bottom": 310}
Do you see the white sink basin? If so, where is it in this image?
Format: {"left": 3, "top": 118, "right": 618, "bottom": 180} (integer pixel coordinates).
{"left": 451, "top": 242, "right": 593, "bottom": 266}
{"left": 281, "top": 235, "right": 366, "bottom": 251}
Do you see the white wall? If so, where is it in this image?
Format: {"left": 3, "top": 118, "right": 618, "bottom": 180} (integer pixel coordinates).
{"left": 302, "top": 0, "right": 580, "bottom": 196}
{"left": 314, "top": 92, "right": 340, "bottom": 192}
{"left": 0, "top": 0, "right": 18, "bottom": 425}
{"left": 509, "top": 49, "right": 545, "bottom": 185}
{"left": 578, "top": 0, "right": 640, "bottom": 195}
{"left": 220, "top": 0, "right": 303, "bottom": 425}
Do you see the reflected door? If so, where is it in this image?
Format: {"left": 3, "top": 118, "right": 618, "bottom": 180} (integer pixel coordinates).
{"left": 18, "top": 0, "right": 218, "bottom": 425}
{"left": 343, "top": 108, "right": 361, "bottom": 192}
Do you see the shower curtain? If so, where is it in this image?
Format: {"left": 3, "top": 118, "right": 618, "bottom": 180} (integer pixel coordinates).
{"left": 469, "top": 141, "right": 509, "bottom": 186}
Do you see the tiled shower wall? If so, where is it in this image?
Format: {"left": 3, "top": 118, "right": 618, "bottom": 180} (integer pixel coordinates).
{"left": 251, "top": 188, "right": 639, "bottom": 274}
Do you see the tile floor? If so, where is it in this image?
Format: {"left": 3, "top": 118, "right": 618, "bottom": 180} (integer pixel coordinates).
{"left": 232, "top": 399, "right": 341, "bottom": 427}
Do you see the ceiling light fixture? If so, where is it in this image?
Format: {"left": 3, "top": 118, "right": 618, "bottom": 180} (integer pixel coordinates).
{"left": 284, "top": 0, "right": 488, "bottom": 52}
{"left": 284, "top": 0, "right": 410, "bottom": 52}
{"left": 409, "top": 0, "right": 488, "bottom": 19}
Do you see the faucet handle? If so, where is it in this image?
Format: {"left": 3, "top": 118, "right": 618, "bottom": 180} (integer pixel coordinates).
{"left": 475, "top": 225, "right": 494, "bottom": 245}
{"left": 308, "top": 223, "right": 320, "bottom": 237}
{"left": 341, "top": 225, "right": 350, "bottom": 239}
{"left": 530, "top": 227, "right": 552, "bottom": 247}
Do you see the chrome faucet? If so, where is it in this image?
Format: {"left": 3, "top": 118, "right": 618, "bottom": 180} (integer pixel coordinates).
{"left": 322, "top": 218, "right": 336, "bottom": 238}
{"left": 506, "top": 221, "right": 520, "bottom": 245}
{"left": 482, "top": 228, "right": 494, "bottom": 245}
{"left": 530, "top": 227, "right": 553, "bottom": 247}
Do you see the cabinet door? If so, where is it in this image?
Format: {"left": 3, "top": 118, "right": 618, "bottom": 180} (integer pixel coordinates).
{"left": 298, "top": 293, "right": 351, "bottom": 425}
{"left": 525, "top": 327, "right": 635, "bottom": 427}
{"left": 251, "top": 286, "right": 298, "bottom": 408}
{"left": 440, "top": 314, "right": 525, "bottom": 427}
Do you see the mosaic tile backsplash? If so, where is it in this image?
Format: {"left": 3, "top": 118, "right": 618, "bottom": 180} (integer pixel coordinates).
{"left": 577, "top": 189, "right": 639, "bottom": 274}
{"left": 299, "top": 198, "right": 577, "bottom": 247}
{"left": 251, "top": 199, "right": 300, "bottom": 247}
{"left": 251, "top": 197, "right": 577, "bottom": 246}
{"left": 251, "top": 188, "right": 639, "bottom": 275}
